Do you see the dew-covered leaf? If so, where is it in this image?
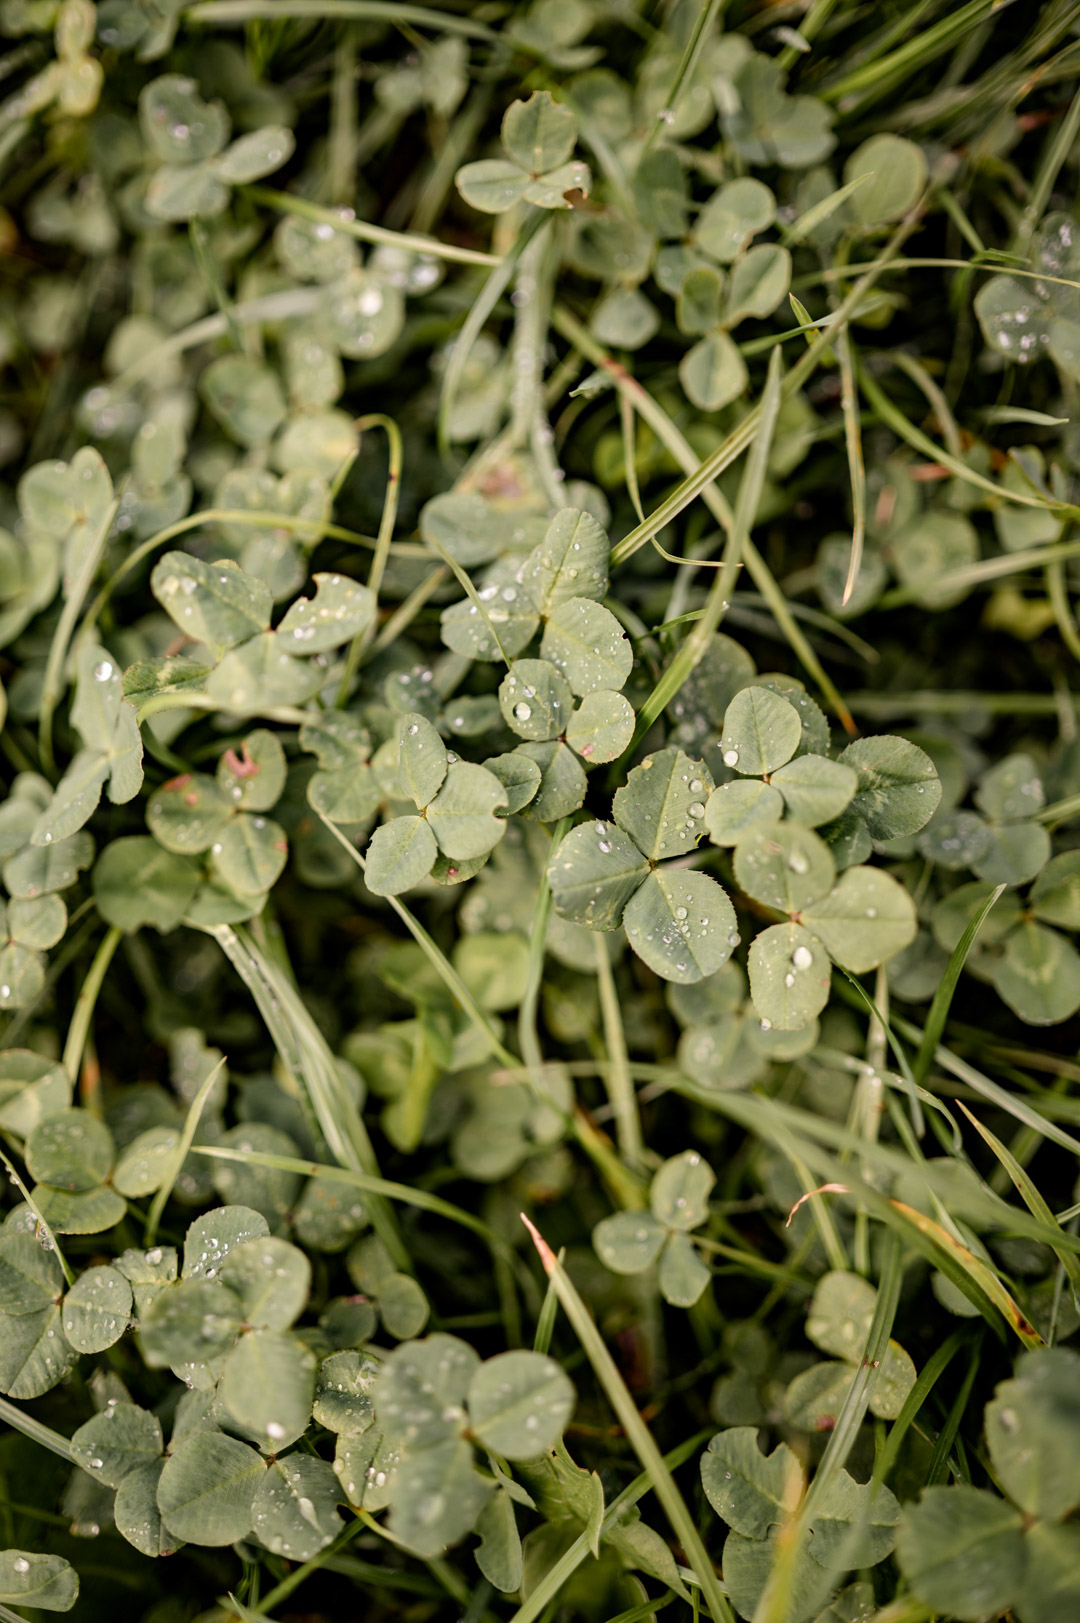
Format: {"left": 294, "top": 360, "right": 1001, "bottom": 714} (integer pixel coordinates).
{"left": 503, "top": 90, "right": 577, "bottom": 174}
{"left": 252, "top": 1454, "right": 343, "bottom": 1559}
{"left": 704, "top": 779, "right": 784, "bottom": 846}
{"left": 26, "top": 1107, "right": 113, "bottom": 1191}
{"left": 734, "top": 821, "right": 835, "bottom": 913}
{"left": 151, "top": 552, "right": 272, "bottom": 654}
{"left": 700, "top": 1426, "right": 800, "bottom": 1537}
{"left": 0, "top": 1233, "right": 65, "bottom": 1313}
{"left": 521, "top": 508, "right": 608, "bottom": 612}
{"left": 971, "top": 819, "right": 1051, "bottom": 888}
{"left": 593, "top": 1210, "right": 666, "bottom": 1274}
{"left": 468, "top": 1350, "right": 575, "bottom": 1459}
{"left": 206, "top": 632, "right": 323, "bottom": 714}
{"left": 651, "top": 1151, "right": 715, "bottom": 1230}
{"left": 748, "top": 921, "right": 831, "bottom": 1032}
{"left": 390, "top": 1435, "right": 492, "bottom": 1557}
{"left": 0, "top": 1302, "right": 75, "bottom": 1397}
{"left": 375, "top": 1332, "right": 479, "bottom": 1450}
{"left": 721, "top": 686, "right": 802, "bottom": 776}
{"left": 803, "top": 865, "right": 917, "bottom": 971}
{"left": 622, "top": 869, "right": 738, "bottom": 985}
{"left": 612, "top": 748, "right": 713, "bottom": 861}
{"left": 182, "top": 1206, "right": 270, "bottom": 1279}
{"left": 0, "top": 1550, "right": 78, "bottom": 1611}
{"left": 397, "top": 712, "right": 447, "bottom": 809}
{"left": 6, "top": 830, "right": 94, "bottom": 899}
{"left": 658, "top": 1231, "right": 712, "bottom": 1307}
{"left": 216, "top": 729, "right": 286, "bottom": 814}
{"left": 156, "top": 1430, "right": 263, "bottom": 1546}
{"left": 517, "top": 740, "right": 587, "bottom": 821}
{"left": 276, "top": 573, "right": 375, "bottom": 654}
{"left": 771, "top": 755, "right": 857, "bottom": 827}
{"left": 210, "top": 812, "right": 288, "bottom": 898}
{"left": 219, "top": 1329, "right": 316, "bottom": 1451}
{"left": 838, "top": 736, "right": 941, "bottom": 839}
{"left": 139, "top": 1276, "right": 244, "bottom": 1368}
{"left": 62, "top": 1263, "right": 132, "bottom": 1352}
{"left": 115, "top": 1458, "right": 183, "bottom": 1557}
{"left": 482, "top": 751, "right": 542, "bottom": 814}
{"left": 498, "top": 659, "right": 573, "bottom": 742}
{"left": 147, "top": 772, "right": 233, "bottom": 855}
{"left": 426, "top": 762, "right": 508, "bottom": 860}
{"left": 541, "top": 597, "right": 632, "bottom": 696}
{"left": 314, "top": 1348, "right": 377, "bottom": 1435}
{"left": 71, "top": 1402, "right": 162, "bottom": 1488}
{"left": 214, "top": 124, "right": 295, "bottom": 184}
{"left": 217, "top": 1235, "right": 311, "bottom": 1331}
{"left": 564, "top": 689, "right": 635, "bottom": 764}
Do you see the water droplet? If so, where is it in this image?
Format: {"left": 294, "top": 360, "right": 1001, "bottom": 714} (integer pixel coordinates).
{"left": 93, "top": 660, "right": 113, "bottom": 681}
{"left": 723, "top": 749, "right": 739, "bottom": 767}
{"left": 514, "top": 702, "right": 532, "bottom": 722}
{"left": 792, "top": 945, "right": 813, "bottom": 969}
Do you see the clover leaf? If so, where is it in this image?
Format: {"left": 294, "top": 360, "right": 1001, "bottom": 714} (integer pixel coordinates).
{"left": 456, "top": 91, "right": 590, "bottom": 214}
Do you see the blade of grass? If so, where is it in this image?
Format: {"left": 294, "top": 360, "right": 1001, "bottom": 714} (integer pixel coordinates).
{"left": 186, "top": 1, "right": 499, "bottom": 42}
{"left": 593, "top": 933, "right": 644, "bottom": 1168}
{"left": 144, "top": 1056, "right": 227, "bottom": 1246}
{"left": 438, "top": 208, "right": 546, "bottom": 456}
{"left": 190, "top": 1143, "right": 515, "bottom": 1259}
{"left": 958, "top": 1102, "right": 1080, "bottom": 1302}
{"left": 553, "top": 302, "right": 857, "bottom": 728}
{"left": 520, "top": 1215, "right": 734, "bottom": 1623}
{"left": 629, "top": 348, "right": 783, "bottom": 747}
{"left": 857, "top": 358, "right": 1079, "bottom": 518}
{"left": 913, "top": 884, "right": 1005, "bottom": 1086}
{"left": 38, "top": 492, "right": 120, "bottom": 778}
{"left": 642, "top": 0, "right": 723, "bottom": 151}
{"left": 873, "top": 1327, "right": 968, "bottom": 1487}
{"left": 836, "top": 329, "right": 866, "bottom": 606}
{"left": 314, "top": 811, "right": 517, "bottom": 1067}
{"left": 208, "top": 922, "right": 409, "bottom": 1269}
{"left": 61, "top": 925, "right": 121, "bottom": 1083}
{"left": 0, "top": 1397, "right": 75, "bottom": 1464}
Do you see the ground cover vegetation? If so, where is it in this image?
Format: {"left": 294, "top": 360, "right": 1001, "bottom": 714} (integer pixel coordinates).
{"left": 1, "top": 1, "right": 1080, "bottom": 1620}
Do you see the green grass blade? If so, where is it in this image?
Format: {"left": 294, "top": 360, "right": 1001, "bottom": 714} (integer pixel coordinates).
{"left": 913, "top": 883, "right": 1005, "bottom": 1086}
{"left": 521, "top": 1216, "right": 734, "bottom": 1623}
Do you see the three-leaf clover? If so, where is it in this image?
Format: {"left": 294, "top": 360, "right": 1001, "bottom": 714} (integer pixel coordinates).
{"left": 548, "top": 746, "right": 740, "bottom": 984}
{"left": 456, "top": 91, "right": 590, "bottom": 214}
{"left": 593, "top": 1151, "right": 715, "bottom": 1307}
{"left": 932, "top": 852, "right": 1080, "bottom": 1026}
{"left": 139, "top": 74, "right": 295, "bottom": 222}
{"left": 701, "top": 1425, "right": 899, "bottom": 1623}
{"left": 897, "top": 1348, "right": 1080, "bottom": 1623}
{"left": 371, "top": 1332, "right": 575, "bottom": 1558}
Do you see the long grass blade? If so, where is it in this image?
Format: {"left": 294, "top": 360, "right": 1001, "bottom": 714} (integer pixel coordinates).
{"left": 520, "top": 1216, "right": 734, "bottom": 1623}
{"left": 913, "top": 884, "right": 1005, "bottom": 1085}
